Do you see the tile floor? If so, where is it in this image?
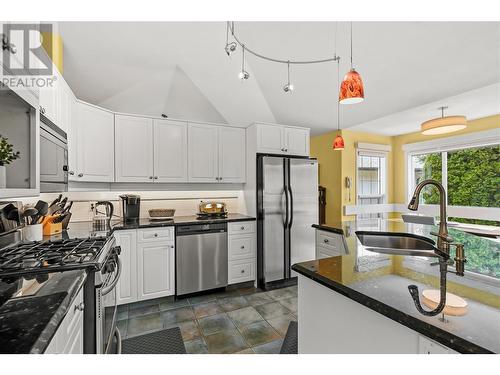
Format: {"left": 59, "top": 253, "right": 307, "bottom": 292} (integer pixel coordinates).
{"left": 117, "top": 284, "right": 298, "bottom": 354}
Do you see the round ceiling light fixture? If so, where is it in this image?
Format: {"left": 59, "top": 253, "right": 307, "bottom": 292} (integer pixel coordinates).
{"left": 421, "top": 106, "right": 467, "bottom": 135}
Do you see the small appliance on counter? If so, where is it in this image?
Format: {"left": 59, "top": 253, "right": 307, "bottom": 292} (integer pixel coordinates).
{"left": 119, "top": 194, "right": 140, "bottom": 223}
{"left": 92, "top": 201, "right": 114, "bottom": 231}
{"left": 197, "top": 201, "right": 227, "bottom": 219}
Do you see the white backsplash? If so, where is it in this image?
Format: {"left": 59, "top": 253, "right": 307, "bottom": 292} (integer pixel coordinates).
{"left": 17, "top": 189, "right": 247, "bottom": 222}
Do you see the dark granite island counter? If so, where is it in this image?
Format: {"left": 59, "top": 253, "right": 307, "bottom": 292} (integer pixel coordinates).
{"left": 292, "top": 219, "right": 499, "bottom": 354}
{"left": 0, "top": 270, "right": 87, "bottom": 353}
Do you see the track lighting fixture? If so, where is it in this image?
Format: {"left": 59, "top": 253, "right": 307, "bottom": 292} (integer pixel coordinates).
{"left": 283, "top": 61, "right": 294, "bottom": 93}
{"left": 238, "top": 45, "right": 250, "bottom": 80}
{"left": 224, "top": 22, "right": 237, "bottom": 56}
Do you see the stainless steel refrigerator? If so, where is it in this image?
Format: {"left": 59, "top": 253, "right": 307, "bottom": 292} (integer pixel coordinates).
{"left": 257, "top": 155, "right": 318, "bottom": 289}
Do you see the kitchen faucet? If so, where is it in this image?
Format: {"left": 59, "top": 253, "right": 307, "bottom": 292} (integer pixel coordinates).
{"left": 406, "top": 179, "right": 467, "bottom": 317}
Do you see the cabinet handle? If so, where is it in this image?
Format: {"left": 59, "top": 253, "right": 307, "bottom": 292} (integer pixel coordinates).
{"left": 69, "top": 171, "right": 75, "bottom": 175}
{"left": 240, "top": 245, "right": 245, "bottom": 249}
{"left": 240, "top": 226, "right": 245, "bottom": 230}
{"left": 154, "top": 233, "right": 158, "bottom": 237}
{"left": 74, "top": 302, "right": 85, "bottom": 312}
{"left": 324, "top": 239, "right": 329, "bottom": 243}
{"left": 154, "top": 176, "right": 158, "bottom": 180}
{"left": 240, "top": 269, "right": 245, "bottom": 274}
{"left": 284, "top": 148, "right": 288, "bottom": 152}
{"left": 78, "top": 173, "right": 83, "bottom": 177}
{"left": 170, "top": 245, "right": 174, "bottom": 248}
{"left": 149, "top": 176, "right": 153, "bottom": 180}
{"left": 219, "top": 177, "right": 222, "bottom": 181}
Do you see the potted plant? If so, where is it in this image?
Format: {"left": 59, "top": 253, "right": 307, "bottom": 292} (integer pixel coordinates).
{"left": 0, "top": 135, "right": 21, "bottom": 188}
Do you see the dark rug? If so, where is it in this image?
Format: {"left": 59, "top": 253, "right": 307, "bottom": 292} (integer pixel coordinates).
{"left": 280, "top": 321, "right": 298, "bottom": 354}
{"left": 122, "top": 328, "right": 186, "bottom": 354}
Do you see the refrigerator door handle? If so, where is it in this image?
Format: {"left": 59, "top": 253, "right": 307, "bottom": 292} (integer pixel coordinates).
{"left": 288, "top": 184, "right": 294, "bottom": 229}
{"left": 283, "top": 187, "right": 289, "bottom": 228}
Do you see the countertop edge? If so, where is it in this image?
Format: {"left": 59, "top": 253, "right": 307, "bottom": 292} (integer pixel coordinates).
{"left": 311, "top": 224, "right": 344, "bottom": 235}
{"left": 30, "top": 271, "right": 87, "bottom": 354}
{"left": 291, "top": 263, "right": 493, "bottom": 354}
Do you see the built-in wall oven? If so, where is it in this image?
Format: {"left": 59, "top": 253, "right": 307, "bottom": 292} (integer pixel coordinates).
{"left": 39, "top": 114, "right": 68, "bottom": 193}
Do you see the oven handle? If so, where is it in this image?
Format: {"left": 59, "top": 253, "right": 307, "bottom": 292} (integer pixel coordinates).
{"left": 114, "top": 327, "right": 122, "bottom": 354}
{"left": 102, "top": 256, "right": 122, "bottom": 296}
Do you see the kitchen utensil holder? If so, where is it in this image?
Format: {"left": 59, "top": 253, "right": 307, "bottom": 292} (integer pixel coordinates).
{"left": 23, "top": 224, "right": 43, "bottom": 242}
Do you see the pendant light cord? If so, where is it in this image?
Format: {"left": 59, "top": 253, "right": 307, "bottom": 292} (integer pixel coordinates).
{"left": 242, "top": 44, "right": 245, "bottom": 71}
{"left": 287, "top": 61, "right": 290, "bottom": 85}
{"left": 350, "top": 21, "right": 353, "bottom": 68}
{"left": 337, "top": 58, "right": 340, "bottom": 131}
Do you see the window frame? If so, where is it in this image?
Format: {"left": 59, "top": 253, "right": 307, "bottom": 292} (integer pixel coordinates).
{"left": 356, "top": 148, "right": 389, "bottom": 219}
{"left": 403, "top": 128, "right": 500, "bottom": 221}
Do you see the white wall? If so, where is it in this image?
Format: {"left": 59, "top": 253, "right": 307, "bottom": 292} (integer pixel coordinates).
{"left": 16, "top": 184, "right": 248, "bottom": 222}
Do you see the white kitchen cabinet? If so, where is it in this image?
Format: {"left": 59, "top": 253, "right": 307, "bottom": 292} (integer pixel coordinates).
{"left": 218, "top": 127, "right": 246, "bottom": 183}
{"left": 114, "top": 230, "right": 138, "bottom": 305}
{"left": 254, "top": 123, "right": 310, "bottom": 156}
{"left": 228, "top": 220, "right": 256, "bottom": 285}
{"left": 56, "top": 76, "right": 74, "bottom": 135}
{"left": 74, "top": 101, "right": 115, "bottom": 182}
{"left": 188, "top": 123, "right": 219, "bottom": 183}
{"left": 44, "top": 287, "right": 84, "bottom": 354}
{"left": 115, "top": 228, "right": 175, "bottom": 305}
{"left": 115, "top": 115, "right": 154, "bottom": 182}
{"left": 137, "top": 240, "right": 175, "bottom": 300}
{"left": 188, "top": 123, "right": 246, "bottom": 183}
{"left": 154, "top": 119, "right": 188, "bottom": 182}
{"left": 67, "top": 95, "right": 79, "bottom": 180}
{"left": 39, "top": 78, "right": 58, "bottom": 124}
{"left": 284, "top": 127, "right": 310, "bottom": 156}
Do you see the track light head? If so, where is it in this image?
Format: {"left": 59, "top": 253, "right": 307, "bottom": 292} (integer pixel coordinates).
{"left": 238, "top": 70, "right": 250, "bottom": 80}
{"left": 283, "top": 83, "right": 294, "bottom": 93}
{"left": 225, "top": 42, "right": 237, "bottom": 56}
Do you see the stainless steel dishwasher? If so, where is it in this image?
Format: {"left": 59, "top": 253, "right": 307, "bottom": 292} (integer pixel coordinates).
{"left": 176, "top": 223, "right": 228, "bottom": 295}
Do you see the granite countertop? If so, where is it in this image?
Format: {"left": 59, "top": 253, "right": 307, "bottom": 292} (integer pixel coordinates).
{"left": 293, "top": 219, "right": 500, "bottom": 354}
{"left": 45, "top": 213, "right": 256, "bottom": 241}
{"left": 0, "top": 270, "right": 86, "bottom": 353}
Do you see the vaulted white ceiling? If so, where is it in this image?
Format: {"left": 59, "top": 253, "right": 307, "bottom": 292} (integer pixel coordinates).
{"left": 58, "top": 22, "right": 500, "bottom": 135}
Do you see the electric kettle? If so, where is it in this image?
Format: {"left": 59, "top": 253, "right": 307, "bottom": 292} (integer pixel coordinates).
{"left": 92, "top": 201, "right": 114, "bottom": 231}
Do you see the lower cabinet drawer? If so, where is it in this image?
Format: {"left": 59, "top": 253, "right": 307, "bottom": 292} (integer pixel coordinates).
{"left": 137, "top": 227, "right": 174, "bottom": 243}
{"left": 228, "top": 258, "right": 256, "bottom": 284}
{"left": 228, "top": 235, "right": 256, "bottom": 260}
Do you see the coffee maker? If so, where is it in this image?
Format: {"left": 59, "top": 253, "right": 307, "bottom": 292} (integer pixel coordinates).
{"left": 119, "top": 194, "right": 140, "bottom": 223}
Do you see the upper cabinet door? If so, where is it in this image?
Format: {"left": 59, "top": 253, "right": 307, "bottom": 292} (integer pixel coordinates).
{"left": 188, "top": 123, "right": 219, "bottom": 183}
{"left": 219, "top": 127, "right": 246, "bottom": 183}
{"left": 154, "top": 120, "right": 188, "bottom": 182}
{"left": 284, "top": 127, "right": 310, "bottom": 156}
{"left": 39, "top": 77, "right": 58, "bottom": 124}
{"left": 67, "top": 95, "right": 78, "bottom": 181}
{"left": 76, "top": 102, "right": 115, "bottom": 182}
{"left": 256, "top": 124, "right": 285, "bottom": 154}
{"left": 115, "top": 115, "right": 154, "bottom": 182}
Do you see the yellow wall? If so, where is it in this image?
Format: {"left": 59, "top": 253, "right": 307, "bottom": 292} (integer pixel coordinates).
{"left": 311, "top": 115, "right": 500, "bottom": 223}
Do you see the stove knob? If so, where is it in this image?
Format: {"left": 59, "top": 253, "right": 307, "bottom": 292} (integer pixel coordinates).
{"left": 114, "top": 246, "right": 122, "bottom": 256}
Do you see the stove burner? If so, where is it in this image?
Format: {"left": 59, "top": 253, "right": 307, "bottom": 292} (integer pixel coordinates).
{"left": 0, "top": 237, "right": 110, "bottom": 278}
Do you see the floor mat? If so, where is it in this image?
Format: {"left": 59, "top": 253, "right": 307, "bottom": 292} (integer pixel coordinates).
{"left": 280, "top": 321, "right": 298, "bottom": 354}
{"left": 122, "top": 328, "right": 186, "bottom": 354}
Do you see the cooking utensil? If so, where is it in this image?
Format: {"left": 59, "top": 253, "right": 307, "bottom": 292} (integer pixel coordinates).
{"left": 32, "top": 200, "right": 48, "bottom": 224}
{"left": 5, "top": 207, "right": 19, "bottom": 222}
{"left": 21, "top": 207, "right": 38, "bottom": 225}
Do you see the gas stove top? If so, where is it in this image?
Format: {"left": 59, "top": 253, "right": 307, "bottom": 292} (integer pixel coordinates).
{"left": 0, "top": 237, "right": 113, "bottom": 279}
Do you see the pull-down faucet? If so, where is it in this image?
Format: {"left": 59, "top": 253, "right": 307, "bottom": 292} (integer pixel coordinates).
{"left": 406, "top": 179, "right": 467, "bottom": 317}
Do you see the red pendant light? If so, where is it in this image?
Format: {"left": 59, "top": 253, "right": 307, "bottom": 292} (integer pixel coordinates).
{"left": 339, "top": 22, "right": 364, "bottom": 104}
{"left": 333, "top": 58, "right": 344, "bottom": 150}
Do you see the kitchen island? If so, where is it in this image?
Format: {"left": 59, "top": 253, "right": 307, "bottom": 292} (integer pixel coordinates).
{"left": 292, "top": 219, "right": 499, "bottom": 354}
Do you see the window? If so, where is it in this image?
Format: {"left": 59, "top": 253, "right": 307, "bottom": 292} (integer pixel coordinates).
{"left": 357, "top": 151, "right": 387, "bottom": 219}
{"left": 407, "top": 142, "right": 499, "bottom": 226}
